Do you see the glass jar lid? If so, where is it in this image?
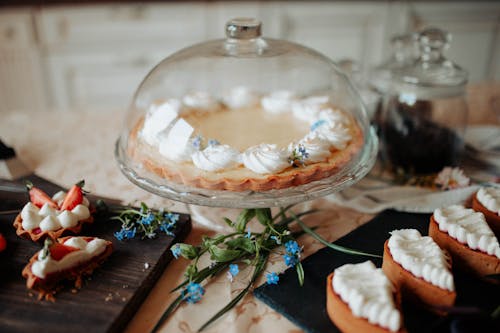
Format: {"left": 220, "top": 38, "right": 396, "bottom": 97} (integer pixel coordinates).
{"left": 391, "top": 27, "right": 468, "bottom": 98}
{"left": 115, "top": 18, "right": 378, "bottom": 208}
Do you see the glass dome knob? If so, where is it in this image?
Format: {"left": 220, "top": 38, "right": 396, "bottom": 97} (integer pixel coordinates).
{"left": 225, "top": 18, "right": 262, "bottom": 39}
{"left": 418, "top": 27, "right": 451, "bottom": 61}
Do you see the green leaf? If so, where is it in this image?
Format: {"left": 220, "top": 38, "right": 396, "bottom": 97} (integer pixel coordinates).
{"left": 185, "top": 263, "right": 198, "bottom": 278}
{"left": 198, "top": 253, "right": 270, "bottom": 332}
{"left": 225, "top": 237, "right": 255, "bottom": 253}
{"left": 235, "top": 209, "right": 255, "bottom": 232}
{"left": 255, "top": 208, "right": 272, "bottom": 226}
{"left": 178, "top": 244, "right": 199, "bottom": 260}
{"left": 223, "top": 217, "right": 233, "bottom": 228}
{"left": 291, "top": 212, "right": 381, "bottom": 258}
{"left": 151, "top": 294, "right": 183, "bottom": 333}
{"left": 296, "top": 262, "right": 304, "bottom": 286}
{"left": 208, "top": 245, "right": 241, "bottom": 262}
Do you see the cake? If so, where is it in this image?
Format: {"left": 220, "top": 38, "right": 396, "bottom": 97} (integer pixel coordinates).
{"left": 326, "top": 261, "right": 406, "bottom": 333}
{"left": 22, "top": 236, "right": 113, "bottom": 300}
{"left": 472, "top": 186, "right": 500, "bottom": 237}
{"left": 382, "top": 229, "right": 456, "bottom": 314}
{"left": 127, "top": 88, "right": 364, "bottom": 192}
{"left": 14, "top": 181, "right": 94, "bottom": 242}
{"left": 429, "top": 205, "right": 500, "bottom": 282}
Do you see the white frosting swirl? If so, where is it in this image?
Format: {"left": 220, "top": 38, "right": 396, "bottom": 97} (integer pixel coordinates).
{"left": 192, "top": 144, "right": 241, "bottom": 172}
{"left": 477, "top": 187, "right": 500, "bottom": 215}
{"left": 140, "top": 99, "right": 180, "bottom": 146}
{"left": 261, "top": 90, "right": 296, "bottom": 114}
{"left": 289, "top": 135, "right": 331, "bottom": 163}
{"left": 158, "top": 118, "right": 195, "bottom": 162}
{"left": 388, "top": 229, "right": 454, "bottom": 291}
{"left": 222, "top": 86, "right": 259, "bottom": 109}
{"left": 291, "top": 95, "right": 329, "bottom": 122}
{"left": 307, "top": 122, "right": 352, "bottom": 150}
{"left": 434, "top": 205, "right": 500, "bottom": 259}
{"left": 315, "top": 108, "right": 351, "bottom": 126}
{"left": 242, "top": 144, "right": 290, "bottom": 174}
{"left": 20, "top": 194, "right": 90, "bottom": 232}
{"left": 31, "top": 237, "right": 108, "bottom": 279}
{"left": 182, "top": 91, "right": 219, "bottom": 111}
{"left": 333, "top": 261, "right": 401, "bottom": 332}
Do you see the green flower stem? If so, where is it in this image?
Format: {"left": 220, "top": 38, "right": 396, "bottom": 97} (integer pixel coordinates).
{"left": 152, "top": 294, "right": 184, "bottom": 333}
{"left": 289, "top": 210, "right": 382, "bottom": 258}
{"left": 198, "top": 252, "right": 269, "bottom": 332}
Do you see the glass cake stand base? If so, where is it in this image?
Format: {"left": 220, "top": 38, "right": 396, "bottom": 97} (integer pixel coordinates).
{"left": 187, "top": 201, "right": 315, "bottom": 232}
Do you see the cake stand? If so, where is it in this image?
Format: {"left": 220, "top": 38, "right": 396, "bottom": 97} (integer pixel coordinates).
{"left": 115, "top": 127, "right": 378, "bottom": 230}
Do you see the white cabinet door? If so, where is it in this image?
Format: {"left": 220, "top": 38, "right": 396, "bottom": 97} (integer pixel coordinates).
{"left": 279, "top": 2, "right": 388, "bottom": 68}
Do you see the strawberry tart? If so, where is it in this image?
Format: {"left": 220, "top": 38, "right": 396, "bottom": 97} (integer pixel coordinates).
{"left": 14, "top": 181, "right": 94, "bottom": 242}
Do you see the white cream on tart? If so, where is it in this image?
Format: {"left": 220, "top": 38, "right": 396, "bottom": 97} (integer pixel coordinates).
{"left": 183, "top": 91, "right": 219, "bottom": 111}
{"left": 31, "top": 237, "right": 108, "bottom": 279}
{"left": 192, "top": 144, "right": 241, "bottom": 172}
{"left": 332, "top": 261, "right": 401, "bottom": 332}
{"left": 434, "top": 205, "right": 500, "bottom": 259}
{"left": 388, "top": 229, "right": 454, "bottom": 291}
{"left": 222, "top": 86, "right": 259, "bottom": 109}
{"left": 242, "top": 144, "right": 290, "bottom": 174}
{"left": 20, "top": 193, "right": 91, "bottom": 232}
{"left": 142, "top": 90, "right": 355, "bottom": 174}
{"left": 140, "top": 99, "right": 180, "bottom": 146}
{"left": 261, "top": 90, "right": 296, "bottom": 114}
{"left": 477, "top": 187, "right": 500, "bottom": 215}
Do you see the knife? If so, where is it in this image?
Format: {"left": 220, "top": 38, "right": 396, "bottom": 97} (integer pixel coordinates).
{"left": 0, "top": 139, "right": 122, "bottom": 213}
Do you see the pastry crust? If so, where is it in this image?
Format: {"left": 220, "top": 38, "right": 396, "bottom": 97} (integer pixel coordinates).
{"left": 128, "top": 116, "right": 364, "bottom": 192}
{"left": 13, "top": 211, "right": 94, "bottom": 243}
{"left": 382, "top": 240, "right": 456, "bottom": 315}
{"left": 429, "top": 215, "right": 500, "bottom": 282}
{"left": 472, "top": 193, "right": 500, "bottom": 238}
{"left": 326, "top": 273, "right": 406, "bottom": 333}
{"left": 22, "top": 236, "right": 113, "bottom": 300}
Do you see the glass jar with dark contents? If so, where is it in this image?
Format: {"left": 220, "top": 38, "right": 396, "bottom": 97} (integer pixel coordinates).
{"left": 380, "top": 27, "right": 468, "bottom": 174}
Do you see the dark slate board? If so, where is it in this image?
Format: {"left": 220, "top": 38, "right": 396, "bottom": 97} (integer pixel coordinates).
{"left": 0, "top": 179, "right": 191, "bottom": 333}
{"left": 254, "top": 210, "right": 500, "bottom": 333}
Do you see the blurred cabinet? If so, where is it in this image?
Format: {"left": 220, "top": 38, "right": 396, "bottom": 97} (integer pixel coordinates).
{"left": 0, "top": 1, "right": 499, "bottom": 113}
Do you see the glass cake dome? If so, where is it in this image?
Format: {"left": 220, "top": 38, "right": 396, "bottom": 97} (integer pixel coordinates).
{"left": 116, "top": 18, "right": 378, "bottom": 208}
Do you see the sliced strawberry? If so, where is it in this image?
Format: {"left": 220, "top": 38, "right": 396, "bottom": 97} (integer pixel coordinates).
{"left": 26, "top": 181, "right": 57, "bottom": 209}
{"left": 0, "top": 233, "right": 6, "bottom": 252}
{"left": 60, "top": 180, "right": 85, "bottom": 211}
{"left": 49, "top": 242, "right": 79, "bottom": 261}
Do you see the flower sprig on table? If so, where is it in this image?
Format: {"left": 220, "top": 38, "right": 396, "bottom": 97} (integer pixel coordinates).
{"left": 107, "top": 202, "right": 179, "bottom": 240}
{"left": 153, "top": 205, "right": 379, "bottom": 332}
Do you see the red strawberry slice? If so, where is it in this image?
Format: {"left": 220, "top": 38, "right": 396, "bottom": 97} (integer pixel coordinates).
{"left": 60, "top": 180, "right": 85, "bottom": 211}
{"left": 26, "top": 181, "right": 57, "bottom": 209}
{"left": 49, "top": 242, "right": 79, "bottom": 261}
{"left": 0, "top": 233, "right": 6, "bottom": 252}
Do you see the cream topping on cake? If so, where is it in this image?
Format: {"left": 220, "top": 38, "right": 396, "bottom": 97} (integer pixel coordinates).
{"left": 388, "top": 229, "right": 454, "bottom": 291}
{"left": 222, "top": 86, "right": 259, "bottom": 109}
{"left": 31, "top": 237, "right": 108, "bottom": 279}
{"left": 290, "top": 136, "right": 331, "bottom": 163}
{"left": 261, "top": 90, "right": 296, "bottom": 114}
{"left": 183, "top": 91, "right": 219, "bottom": 111}
{"left": 434, "top": 205, "right": 500, "bottom": 259}
{"left": 242, "top": 144, "right": 290, "bottom": 174}
{"left": 140, "top": 99, "right": 180, "bottom": 146}
{"left": 291, "top": 95, "right": 329, "bottom": 122}
{"left": 139, "top": 90, "right": 356, "bottom": 175}
{"left": 158, "top": 118, "right": 195, "bottom": 162}
{"left": 332, "top": 261, "right": 401, "bottom": 332}
{"left": 20, "top": 193, "right": 91, "bottom": 232}
{"left": 192, "top": 144, "right": 241, "bottom": 172}
{"left": 477, "top": 187, "right": 500, "bottom": 215}
{"left": 307, "top": 122, "right": 352, "bottom": 150}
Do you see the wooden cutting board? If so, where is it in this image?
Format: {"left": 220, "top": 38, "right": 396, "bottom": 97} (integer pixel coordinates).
{"left": 0, "top": 183, "right": 191, "bottom": 333}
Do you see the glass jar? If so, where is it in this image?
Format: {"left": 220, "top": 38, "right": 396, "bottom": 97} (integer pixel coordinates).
{"left": 379, "top": 27, "right": 468, "bottom": 174}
